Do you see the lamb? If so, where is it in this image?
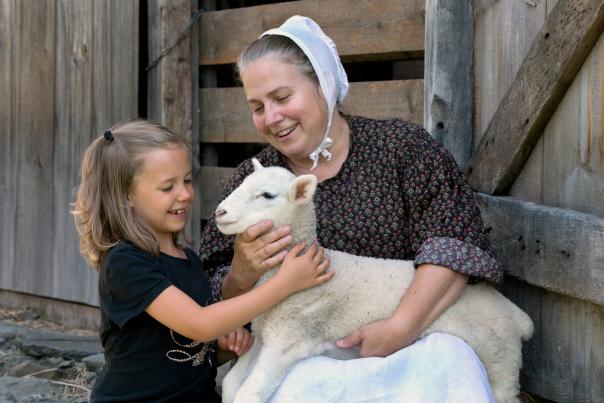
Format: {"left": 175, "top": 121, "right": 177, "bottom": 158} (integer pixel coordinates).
{"left": 214, "top": 159, "right": 534, "bottom": 403}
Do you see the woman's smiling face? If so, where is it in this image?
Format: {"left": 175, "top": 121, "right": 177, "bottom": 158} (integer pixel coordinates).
{"left": 240, "top": 56, "right": 328, "bottom": 166}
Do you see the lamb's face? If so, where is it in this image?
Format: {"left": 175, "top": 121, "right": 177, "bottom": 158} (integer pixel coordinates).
{"left": 215, "top": 161, "right": 317, "bottom": 235}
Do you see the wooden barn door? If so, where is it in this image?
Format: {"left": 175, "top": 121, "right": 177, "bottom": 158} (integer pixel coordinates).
{"left": 0, "top": 0, "right": 139, "bottom": 311}
{"left": 472, "top": 0, "right": 604, "bottom": 401}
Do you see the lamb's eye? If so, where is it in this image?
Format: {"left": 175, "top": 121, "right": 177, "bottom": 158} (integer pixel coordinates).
{"left": 261, "top": 192, "right": 276, "bottom": 199}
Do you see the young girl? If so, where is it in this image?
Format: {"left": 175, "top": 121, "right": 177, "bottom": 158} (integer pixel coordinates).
{"left": 73, "top": 120, "right": 333, "bottom": 402}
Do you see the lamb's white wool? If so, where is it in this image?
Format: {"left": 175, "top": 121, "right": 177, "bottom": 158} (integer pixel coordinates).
{"left": 215, "top": 159, "right": 534, "bottom": 403}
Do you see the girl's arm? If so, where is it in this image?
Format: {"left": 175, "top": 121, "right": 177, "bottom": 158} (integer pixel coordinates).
{"left": 146, "top": 243, "right": 332, "bottom": 342}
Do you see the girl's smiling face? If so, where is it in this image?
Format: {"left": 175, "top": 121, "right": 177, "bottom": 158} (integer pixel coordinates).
{"left": 128, "top": 144, "right": 193, "bottom": 250}
{"left": 240, "top": 56, "right": 328, "bottom": 167}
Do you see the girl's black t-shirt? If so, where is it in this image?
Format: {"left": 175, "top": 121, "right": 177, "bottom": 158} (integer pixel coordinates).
{"left": 91, "top": 242, "right": 220, "bottom": 402}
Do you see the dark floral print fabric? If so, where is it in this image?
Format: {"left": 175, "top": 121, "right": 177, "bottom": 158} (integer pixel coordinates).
{"left": 199, "top": 116, "right": 502, "bottom": 299}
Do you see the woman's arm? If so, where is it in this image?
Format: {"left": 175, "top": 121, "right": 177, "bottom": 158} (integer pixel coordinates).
{"left": 147, "top": 243, "right": 332, "bottom": 342}
{"left": 336, "top": 263, "right": 467, "bottom": 357}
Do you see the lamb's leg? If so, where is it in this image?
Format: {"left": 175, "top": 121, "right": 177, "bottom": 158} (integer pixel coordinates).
{"left": 233, "top": 341, "right": 325, "bottom": 403}
{"left": 222, "top": 339, "right": 262, "bottom": 403}
{"left": 487, "top": 351, "right": 522, "bottom": 403}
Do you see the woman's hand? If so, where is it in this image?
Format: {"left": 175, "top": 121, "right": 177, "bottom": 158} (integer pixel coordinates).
{"left": 217, "top": 327, "right": 254, "bottom": 357}
{"left": 336, "top": 264, "right": 467, "bottom": 358}
{"left": 335, "top": 317, "right": 420, "bottom": 358}
{"left": 276, "top": 242, "right": 334, "bottom": 295}
{"left": 224, "top": 220, "right": 293, "bottom": 298}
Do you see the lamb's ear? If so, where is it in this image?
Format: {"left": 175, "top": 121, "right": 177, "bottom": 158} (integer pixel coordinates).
{"left": 252, "top": 158, "right": 264, "bottom": 171}
{"left": 288, "top": 174, "right": 318, "bottom": 205}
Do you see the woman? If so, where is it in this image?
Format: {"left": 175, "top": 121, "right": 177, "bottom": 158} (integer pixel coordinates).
{"left": 199, "top": 15, "right": 501, "bottom": 401}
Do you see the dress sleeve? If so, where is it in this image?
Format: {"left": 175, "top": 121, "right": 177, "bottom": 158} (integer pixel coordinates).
{"left": 397, "top": 124, "right": 502, "bottom": 283}
{"left": 101, "top": 244, "right": 171, "bottom": 328}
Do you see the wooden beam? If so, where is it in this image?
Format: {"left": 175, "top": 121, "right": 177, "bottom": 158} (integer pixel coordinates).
{"left": 199, "top": 167, "right": 235, "bottom": 219}
{"left": 148, "top": 0, "right": 201, "bottom": 241}
{"left": 200, "top": 80, "right": 424, "bottom": 143}
{"left": 468, "top": 0, "right": 604, "bottom": 194}
{"left": 476, "top": 194, "right": 604, "bottom": 306}
{"left": 424, "top": 0, "right": 473, "bottom": 168}
{"left": 199, "top": 0, "right": 425, "bottom": 65}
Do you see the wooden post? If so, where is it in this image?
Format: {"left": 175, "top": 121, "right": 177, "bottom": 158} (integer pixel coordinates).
{"left": 199, "top": 0, "right": 219, "bottom": 169}
{"left": 148, "top": 0, "right": 201, "bottom": 242}
{"left": 424, "top": 0, "right": 474, "bottom": 168}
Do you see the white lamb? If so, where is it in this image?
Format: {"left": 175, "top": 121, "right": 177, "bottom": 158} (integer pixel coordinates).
{"left": 214, "top": 159, "right": 534, "bottom": 403}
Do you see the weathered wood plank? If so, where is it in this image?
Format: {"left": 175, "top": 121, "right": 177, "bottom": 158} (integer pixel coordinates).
{"left": 4, "top": 0, "right": 56, "bottom": 297}
{"left": 424, "top": 0, "right": 473, "bottom": 168}
{"left": 503, "top": 278, "right": 604, "bottom": 402}
{"left": 474, "top": 0, "right": 547, "bottom": 203}
{"left": 200, "top": 80, "right": 424, "bottom": 143}
{"left": 199, "top": 167, "right": 235, "bottom": 219}
{"left": 540, "top": 32, "right": 604, "bottom": 217}
{"left": 476, "top": 194, "right": 604, "bottom": 306}
{"left": 52, "top": 0, "right": 139, "bottom": 305}
{"left": 200, "top": 0, "right": 425, "bottom": 65}
{"left": 148, "top": 0, "right": 201, "bottom": 242}
{"left": 0, "top": 0, "right": 16, "bottom": 289}
{"left": 474, "top": 0, "right": 547, "bottom": 146}
{"left": 0, "top": 290, "right": 101, "bottom": 331}
{"left": 468, "top": 0, "right": 604, "bottom": 194}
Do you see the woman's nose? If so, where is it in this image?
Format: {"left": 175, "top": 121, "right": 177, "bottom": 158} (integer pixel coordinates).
{"left": 264, "top": 104, "right": 283, "bottom": 127}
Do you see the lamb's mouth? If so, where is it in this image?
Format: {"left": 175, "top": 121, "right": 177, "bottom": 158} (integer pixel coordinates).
{"left": 276, "top": 124, "right": 298, "bottom": 138}
{"left": 215, "top": 219, "right": 238, "bottom": 233}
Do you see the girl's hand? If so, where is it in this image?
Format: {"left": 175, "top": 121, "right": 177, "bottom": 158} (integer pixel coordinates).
{"left": 217, "top": 327, "right": 254, "bottom": 356}
{"left": 277, "top": 242, "right": 333, "bottom": 295}
{"left": 228, "top": 221, "right": 293, "bottom": 293}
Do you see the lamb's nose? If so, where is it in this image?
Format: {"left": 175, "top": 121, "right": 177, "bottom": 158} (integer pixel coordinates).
{"left": 215, "top": 208, "right": 227, "bottom": 218}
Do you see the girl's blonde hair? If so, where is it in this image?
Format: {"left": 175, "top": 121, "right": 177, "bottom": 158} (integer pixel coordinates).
{"left": 72, "top": 119, "right": 189, "bottom": 269}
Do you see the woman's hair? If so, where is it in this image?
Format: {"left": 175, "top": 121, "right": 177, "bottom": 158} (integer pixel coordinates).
{"left": 72, "top": 120, "right": 189, "bottom": 270}
{"left": 237, "top": 35, "right": 345, "bottom": 111}
{"left": 237, "top": 35, "right": 319, "bottom": 85}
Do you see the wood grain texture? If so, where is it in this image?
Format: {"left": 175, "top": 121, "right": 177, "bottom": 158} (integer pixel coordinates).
{"left": 199, "top": 0, "right": 425, "bottom": 65}
{"left": 200, "top": 80, "right": 424, "bottom": 143}
{"left": 0, "top": 0, "right": 17, "bottom": 289}
{"left": 474, "top": 0, "right": 548, "bottom": 202}
{"left": 52, "top": 0, "right": 139, "bottom": 304}
{"left": 148, "top": 0, "right": 202, "bottom": 242}
{"left": 424, "top": 0, "right": 473, "bottom": 167}
{"left": 199, "top": 167, "right": 235, "bottom": 219}
{"left": 540, "top": 33, "right": 604, "bottom": 217}
{"left": 1, "top": 0, "right": 56, "bottom": 297}
{"left": 476, "top": 194, "right": 604, "bottom": 306}
{"left": 469, "top": 0, "right": 604, "bottom": 194}
{"left": 474, "top": 0, "right": 547, "bottom": 146}
{"left": 503, "top": 278, "right": 604, "bottom": 402}
{"left": 0, "top": 0, "right": 139, "bottom": 306}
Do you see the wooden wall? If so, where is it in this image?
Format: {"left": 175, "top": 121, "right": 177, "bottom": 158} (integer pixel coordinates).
{"left": 0, "top": 0, "right": 139, "bottom": 306}
{"left": 197, "top": 0, "right": 425, "bottom": 219}
{"left": 475, "top": 1, "right": 604, "bottom": 401}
